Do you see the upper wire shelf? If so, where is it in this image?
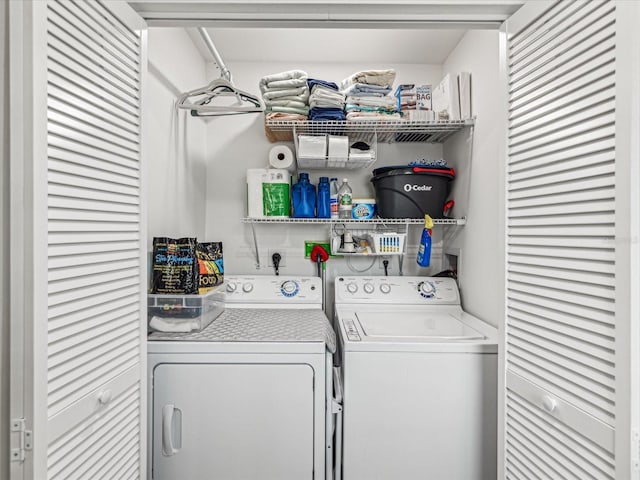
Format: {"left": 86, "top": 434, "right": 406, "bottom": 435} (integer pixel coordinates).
{"left": 242, "top": 217, "right": 466, "bottom": 226}
{"left": 264, "top": 119, "right": 474, "bottom": 143}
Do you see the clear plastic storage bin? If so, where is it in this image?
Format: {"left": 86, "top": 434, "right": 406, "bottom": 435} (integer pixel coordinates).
{"left": 147, "top": 284, "right": 225, "bottom": 332}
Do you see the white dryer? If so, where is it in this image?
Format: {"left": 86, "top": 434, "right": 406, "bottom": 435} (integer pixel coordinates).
{"left": 334, "top": 276, "right": 498, "bottom": 480}
{"left": 148, "top": 275, "right": 337, "bottom": 480}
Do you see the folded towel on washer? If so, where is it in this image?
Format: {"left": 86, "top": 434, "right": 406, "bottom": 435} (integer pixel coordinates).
{"left": 149, "top": 316, "right": 200, "bottom": 333}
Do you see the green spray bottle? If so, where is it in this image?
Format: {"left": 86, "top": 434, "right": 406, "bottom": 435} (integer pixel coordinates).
{"left": 417, "top": 214, "right": 433, "bottom": 267}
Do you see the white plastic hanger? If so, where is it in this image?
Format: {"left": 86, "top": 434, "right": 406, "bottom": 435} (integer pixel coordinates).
{"left": 176, "top": 28, "right": 264, "bottom": 117}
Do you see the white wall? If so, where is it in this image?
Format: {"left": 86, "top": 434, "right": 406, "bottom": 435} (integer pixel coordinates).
{"left": 442, "top": 30, "right": 502, "bottom": 327}
{"left": 145, "top": 28, "right": 209, "bottom": 251}
{"left": 1, "top": 0, "right": 9, "bottom": 476}
{"left": 203, "top": 61, "right": 449, "bottom": 286}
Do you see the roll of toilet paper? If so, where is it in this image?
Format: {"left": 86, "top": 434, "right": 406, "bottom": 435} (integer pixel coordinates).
{"left": 268, "top": 144, "right": 295, "bottom": 172}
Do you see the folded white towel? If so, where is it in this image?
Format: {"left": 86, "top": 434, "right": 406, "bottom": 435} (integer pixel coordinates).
{"left": 346, "top": 95, "right": 396, "bottom": 108}
{"left": 263, "top": 87, "right": 309, "bottom": 101}
{"left": 346, "top": 111, "right": 402, "bottom": 120}
{"left": 259, "top": 70, "right": 308, "bottom": 93}
{"left": 266, "top": 99, "right": 308, "bottom": 109}
{"left": 264, "top": 77, "right": 308, "bottom": 91}
{"left": 341, "top": 69, "right": 396, "bottom": 90}
{"left": 149, "top": 316, "right": 200, "bottom": 333}
{"left": 311, "top": 88, "right": 345, "bottom": 103}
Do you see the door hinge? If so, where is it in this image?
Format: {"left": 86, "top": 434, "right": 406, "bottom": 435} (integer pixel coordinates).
{"left": 632, "top": 429, "right": 639, "bottom": 473}
{"left": 10, "top": 418, "right": 32, "bottom": 463}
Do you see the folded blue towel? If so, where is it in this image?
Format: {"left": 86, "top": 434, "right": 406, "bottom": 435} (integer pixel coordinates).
{"left": 309, "top": 107, "right": 346, "bottom": 121}
{"left": 308, "top": 78, "right": 339, "bottom": 92}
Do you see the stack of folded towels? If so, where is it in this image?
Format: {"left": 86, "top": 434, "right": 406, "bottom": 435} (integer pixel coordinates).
{"left": 395, "top": 84, "right": 417, "bottom": 119}
{"left": 307, "top": 79, "right": 346, "bottom": 121}
{"left": 341, "top": 69, "right": 400, "bottom": 120}
{"left": 259, "top": 70, "right": 310, "bottom": 121}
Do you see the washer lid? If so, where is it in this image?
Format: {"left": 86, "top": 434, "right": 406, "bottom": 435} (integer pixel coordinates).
{"left": 356, "top": 311, "right": 484, "bottom": 340}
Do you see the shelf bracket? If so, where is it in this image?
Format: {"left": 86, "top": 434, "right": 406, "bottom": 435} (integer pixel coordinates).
{"left": 250, "top": 222, "right": 261, "bottom": 269}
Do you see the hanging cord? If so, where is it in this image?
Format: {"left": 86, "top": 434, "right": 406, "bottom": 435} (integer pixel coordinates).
{"left": 383, "top": 259, "right": 389, "bottom": 276}
{"left": 346, "top": 256, "right": 377, "bottom": 273}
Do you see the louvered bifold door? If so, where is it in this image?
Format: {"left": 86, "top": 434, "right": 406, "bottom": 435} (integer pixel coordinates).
{"left": 505, "top": 1, "right": 617, "bottom": 479}
{"left": 10, "top": 1, "right": 146, "bottom": 479}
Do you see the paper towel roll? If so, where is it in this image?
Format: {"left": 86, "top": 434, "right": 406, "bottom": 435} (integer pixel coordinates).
{"left": 268, "top": 144, "right": 295, "bottom": 172}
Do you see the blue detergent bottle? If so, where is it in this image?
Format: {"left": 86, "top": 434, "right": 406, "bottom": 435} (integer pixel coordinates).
{"left": 292, "top": 173, "right": 316, "bottom": 218}
{"left": 316, "top": 177, "right": 331, "bottom": 218}
{"left": 417, "top": 214, "right": 433, "bottom": 267}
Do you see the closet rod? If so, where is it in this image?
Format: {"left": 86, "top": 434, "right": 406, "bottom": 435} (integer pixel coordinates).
{"left": 197, "top": 27, "right": 231, "bottom": 81}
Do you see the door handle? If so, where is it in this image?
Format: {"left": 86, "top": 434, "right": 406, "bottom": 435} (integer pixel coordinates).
{"left": 162, "top": 404, "right": 180, "bottom": 456}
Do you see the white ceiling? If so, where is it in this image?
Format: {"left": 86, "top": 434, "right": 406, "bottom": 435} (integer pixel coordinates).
{"left": 198, "top": 28, "right": 466, "bottom": 64}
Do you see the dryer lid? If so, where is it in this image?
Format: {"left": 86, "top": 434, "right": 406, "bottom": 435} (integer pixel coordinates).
{"left": 355, "top": 311, "right": 484, "bottom": 340}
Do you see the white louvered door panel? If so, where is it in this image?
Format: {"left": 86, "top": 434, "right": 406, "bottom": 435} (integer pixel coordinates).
{"left": 9, "top": 1, "right": 146, "bottom": 479}
{"left": 505, "top": 1, "right": 618, "bottom": 479}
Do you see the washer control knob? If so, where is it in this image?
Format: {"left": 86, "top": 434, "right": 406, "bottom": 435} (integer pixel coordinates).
{"left": 242, "top": 282, "right": 254, "bottom": 293}
{"left": 363, "top": 283, "right": 375, "bottom": 294}
{"left": 379, "top": 284, "right": 391, "bottom": 294}
{"left": 226, "top": 282, "right": 237, "bottom": 293}
{"left": 418, "top": 281, "right": 436, "bottom": 298}
{"left": 346, "top": 283, "right": 358, "bottom": 294}
{"left": 281, "top": 280, "right": 299, "bottom": 297}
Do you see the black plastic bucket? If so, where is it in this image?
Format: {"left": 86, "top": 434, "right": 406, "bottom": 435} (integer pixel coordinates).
{"left": 371, "top": 166, "right": 455, "bottom": 218}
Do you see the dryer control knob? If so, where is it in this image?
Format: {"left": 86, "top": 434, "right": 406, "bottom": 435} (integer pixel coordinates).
{"left": 418, "top": 281, "right": 436, "bottom": 298}
{"left": 281, "top": 280, "right": 299, "bottom": 297}
{"left": 379, "top": 284, "right": 391, "bottom": 294}
{"left": 346, "top": 283, "right": 358, "bottom": 294}
{"left": 363, "top": 283, "right": 375, "bottom": 294}
{"left": 226, "top": 282, "right": 237, "bottom": 293}
{"left": 242, "top": 282, "right": 254, "bottom": 293}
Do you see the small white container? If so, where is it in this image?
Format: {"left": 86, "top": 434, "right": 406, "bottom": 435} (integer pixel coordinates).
{"left": 352, "top": 198, "right": 376, "bottom": 220}
{"left": 298, "top": 135, "right": 327, "bottom": 159}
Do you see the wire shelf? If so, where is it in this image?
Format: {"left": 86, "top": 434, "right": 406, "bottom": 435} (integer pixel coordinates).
{"left": 242, "top": 217, "right": 466, "bottom": 226}
{"left": 264, "top": 119, "right": 474, "bottom": 144}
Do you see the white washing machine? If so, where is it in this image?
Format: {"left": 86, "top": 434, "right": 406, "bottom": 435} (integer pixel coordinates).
{"left": 148, "top": 275, "right": 337, "bottom": 480}
{"left": 334, "top": 276, "right": 498, "bottom": 480}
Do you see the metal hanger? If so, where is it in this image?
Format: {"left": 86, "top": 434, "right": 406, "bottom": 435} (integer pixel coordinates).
{"left": 176, "top": 28, "right": 264, "bottom": 117}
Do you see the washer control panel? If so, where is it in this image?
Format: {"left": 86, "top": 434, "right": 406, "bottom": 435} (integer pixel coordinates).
{"left": 225, "top": 275, "right": 321, "bottom": 304}
{"left": 335, "top": 276, "right": 460, "bottom": 305}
